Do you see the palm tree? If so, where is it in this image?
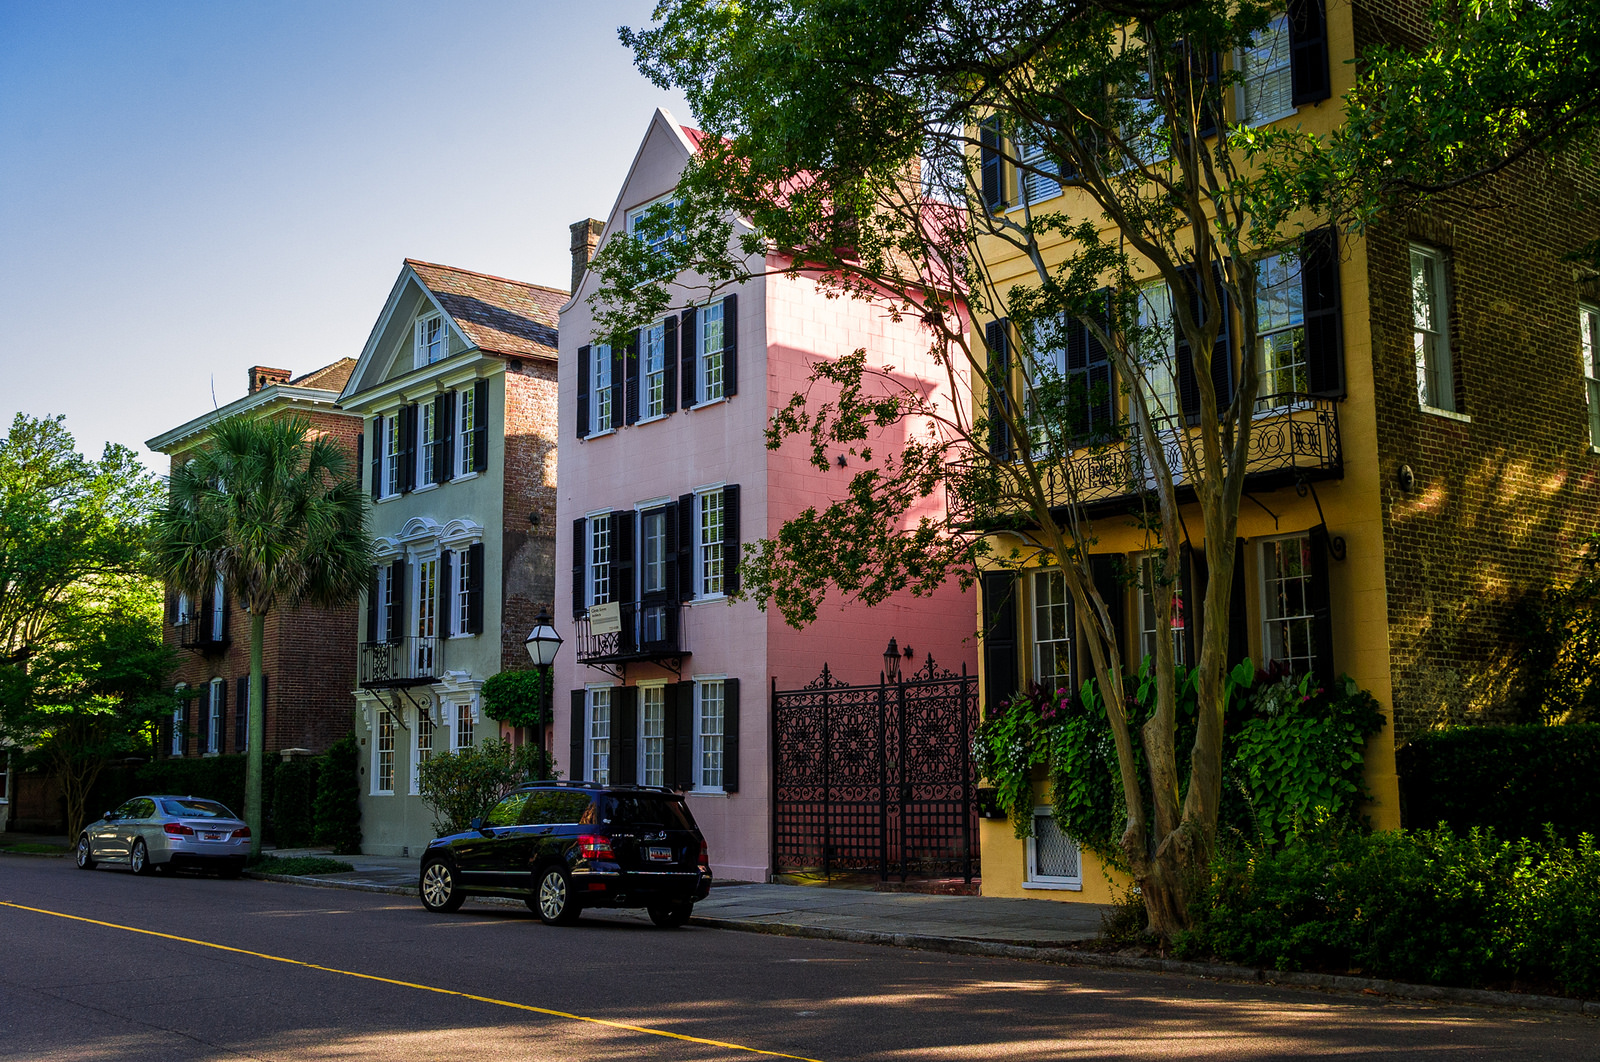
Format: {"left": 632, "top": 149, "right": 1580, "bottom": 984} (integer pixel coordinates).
{"left": 152, "top": 416, "right": 371, "bottom": 857}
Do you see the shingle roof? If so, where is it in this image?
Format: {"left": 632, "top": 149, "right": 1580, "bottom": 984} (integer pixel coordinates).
{"left": 406, "top": 259, "right": 565, "bottom": 360}
{"left": 289, "top": 357, "right": 357, "bottom": 392}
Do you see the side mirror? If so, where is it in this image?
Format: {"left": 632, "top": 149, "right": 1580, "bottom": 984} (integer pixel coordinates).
{"left": 470, "top": 817, "right": 486, "bottom": 833}
{"left": 102, "top": 811, "right": 116, "bottom": 821}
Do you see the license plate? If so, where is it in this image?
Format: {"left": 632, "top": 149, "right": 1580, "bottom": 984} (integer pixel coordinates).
{"left": 203, "top": 831, "right": 225, "bottom": 841}
{"left": 647, "top": 846, "right": 672, "bottom": 862}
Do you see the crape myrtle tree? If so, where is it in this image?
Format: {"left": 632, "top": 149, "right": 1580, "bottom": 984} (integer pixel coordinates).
{"left": 152, "top": 417, "right": 371, "bottom": 857}
{"left": 592, "top": 0, "right": 1600, "bottom": 934}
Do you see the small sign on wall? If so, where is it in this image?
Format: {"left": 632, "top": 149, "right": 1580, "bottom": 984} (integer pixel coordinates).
{"left": 588, "top": 601, "right": 621, "bottom": 635}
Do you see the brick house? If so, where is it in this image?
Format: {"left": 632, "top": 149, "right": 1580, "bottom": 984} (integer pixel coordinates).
{"left": 147, "top": 360, "right": 363, "bottom": 763}
{"left": 969, "top": 0, "right": 1600, "bottom": 901}
{"left": 338, "top": 260, "right": 562, "bottom": 856}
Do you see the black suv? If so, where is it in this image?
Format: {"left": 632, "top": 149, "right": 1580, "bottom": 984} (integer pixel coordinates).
{"left": 417, "top": 782, "right": 712, "bottom": 927}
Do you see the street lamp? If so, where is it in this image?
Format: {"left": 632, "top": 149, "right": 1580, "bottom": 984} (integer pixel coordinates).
{"left": 883, "top": 637, "right": 901, "bottom": 682}
{"left": 525, "top": 614, "right": 562, "bottom": 768}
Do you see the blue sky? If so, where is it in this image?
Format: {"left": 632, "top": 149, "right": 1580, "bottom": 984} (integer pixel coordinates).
{"left": 0, "top": 1, "right": 689, "bottom": 468}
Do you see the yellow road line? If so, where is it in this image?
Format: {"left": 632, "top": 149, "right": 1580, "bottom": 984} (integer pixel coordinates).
{"left": 1, "top": 900, "right": 824, "bottom": 1062}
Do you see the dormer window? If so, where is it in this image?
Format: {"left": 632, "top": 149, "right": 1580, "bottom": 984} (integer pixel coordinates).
{"left": 415, "top": 313, "right": 447, "bottom": 367}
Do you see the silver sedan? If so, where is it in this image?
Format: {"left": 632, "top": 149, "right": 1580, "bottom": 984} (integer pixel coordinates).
{"left": 75, "top": 795, "right": 251, "bottom": 877}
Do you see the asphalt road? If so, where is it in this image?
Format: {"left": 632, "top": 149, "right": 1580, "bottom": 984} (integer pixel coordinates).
{"left": 2, "top": 857, "right": 1597, "bottom": 1061}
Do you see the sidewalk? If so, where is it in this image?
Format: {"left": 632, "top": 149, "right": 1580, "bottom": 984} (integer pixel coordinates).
{"left": 262, "top": 847, "right": 1112, "bottom": 946}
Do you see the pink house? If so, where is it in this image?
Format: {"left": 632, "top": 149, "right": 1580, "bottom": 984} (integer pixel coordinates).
{"left": 554, "top": 110, "right": 975, "bottom": 882}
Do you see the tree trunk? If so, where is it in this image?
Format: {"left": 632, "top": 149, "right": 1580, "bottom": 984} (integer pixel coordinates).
{"left": 245, "top": 610, "right": 266, "bottom": 858}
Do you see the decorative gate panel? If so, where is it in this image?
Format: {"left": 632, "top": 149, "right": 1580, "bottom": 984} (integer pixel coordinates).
{"left": 772, "top": 657, "right": 978, "bottom": 881}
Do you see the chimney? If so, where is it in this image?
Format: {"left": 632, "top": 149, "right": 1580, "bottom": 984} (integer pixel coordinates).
{"left": 569, "top": 218, "right": 604, "bottom": 294}
{"left": 249, "top": 366, "right": 292, "bottom": 394}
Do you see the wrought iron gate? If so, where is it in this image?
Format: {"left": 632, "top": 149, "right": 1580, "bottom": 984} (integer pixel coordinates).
{"left": 771, "top": 657, "right": 979, "bottom": 882}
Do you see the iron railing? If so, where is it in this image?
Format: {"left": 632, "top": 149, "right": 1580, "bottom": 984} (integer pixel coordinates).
{"left": 176, "top": 617, "right": 228, "bottom": 652}
{"left": 359, "top": 636, "right": 438, "bottom": 688}
{"left": 574, "top": 601, "right": 685, "bottom": 665}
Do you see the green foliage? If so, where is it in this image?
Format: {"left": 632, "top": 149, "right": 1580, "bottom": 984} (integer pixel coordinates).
{"left": 481, "top": 670, "right": 551, "bottom": 730}
{"left": 271, "top": 757, "right": 321, "bottom": 849}
{"left": 249, "top": 854, "right": 353, "bottom": 876}
{"left": 1512, "top": 538, "right": 1600, "bottom": 724}
{"left": 1177, "top": 824, "right": 1600, "bottom": 998}
{"left": 313, "top": 733, "right": 362, "bottom": 854}
{"left": 415, "top": 738, "right": 556, "bottom": 836}
{"left": 1399, "top": 724, "right": 1600, "bottom": 841}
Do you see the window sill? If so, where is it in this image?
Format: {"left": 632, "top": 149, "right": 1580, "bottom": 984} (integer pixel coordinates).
{"left": 1421, "top": 404, "right": 1471, "bottom": 423}
{"left": 636, "top": 413, "right": 670, "bottom": 426}
{"left": 583, "top": 428, "right": 618, "bottom": 440}
{"left": 375, "top": 494, "right": 400, "bottom": 504}
{"left": 446, "top": 632, "right": 477, "bottom": 640}
{"left": 410, "top": 482, "right": 439, "bottom": 496}
{"left": 1022, "top": 880, "right": 1083, "bottom": 892}
{"left": 684, "top": 594, "right": 728, "bottom": 606}
{"left": 1246, "top": 107, "right": 1298, "bottom": 129}
{"left": 687, "top": 789, "right": 727, "bottom": 798}
{"left": 686, "top": 397, "right": 728, "bottom": 412}
{"left": 451, "top": 470, "right": 480, "bottom": 484}
{"left": 371, "top": 790, "right": 395, "bottom": 798}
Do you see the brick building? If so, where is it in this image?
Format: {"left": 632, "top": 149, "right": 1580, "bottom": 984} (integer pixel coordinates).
{"left": 338, "top": 260, "right": 562, "bottom": 855}
{"left": 147, "top": 360, "right": 363, "bottom": 761}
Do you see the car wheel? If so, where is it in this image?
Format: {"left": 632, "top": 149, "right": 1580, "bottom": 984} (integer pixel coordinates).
{"left": 75, "top": 834, "right": 96, "bottom": 870}
{"left": 130, "top": 840, "right": 153, "bottom": 876}
{"left": 534, "top": 866, "right": 580, "bottom": 926}
{"left": 419, "top": 859, "right": 465, "bottom": 913}
{"left": 648, "top": 901, "right": 693, "bottom": 928}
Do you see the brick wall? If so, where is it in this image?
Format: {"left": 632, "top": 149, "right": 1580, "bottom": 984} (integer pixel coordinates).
{"left": 499, "top": 358, "right": 560, "bottom": 672}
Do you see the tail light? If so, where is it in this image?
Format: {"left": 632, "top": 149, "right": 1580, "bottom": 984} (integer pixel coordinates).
{"left": 698, "top": 841, "right": 710, "bottom": 869}
{"left": 231, "top": 827, "right": 251, "bottom": 840}
{"left": 163, "top": 823, "right": 194, "bottom": 837}
{"left": 576, "top": 834, "right": 614, "bottom": 860}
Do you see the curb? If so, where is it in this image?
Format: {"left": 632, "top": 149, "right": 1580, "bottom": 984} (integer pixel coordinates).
{"left": 243, "top": 871, "right": 413, "bottom": 897}
{"left": 0, "top": 850, "right": 69, "bottom": 859}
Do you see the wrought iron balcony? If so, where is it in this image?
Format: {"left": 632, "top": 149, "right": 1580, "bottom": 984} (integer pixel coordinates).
{"left": 176, "top": 617, "right": 228, "bottom": 653}
{"left": 575, "top": 601, "right": 687, "bottom": 673}
{"left": 359, "top": 636, "right": 439, "bottom": 688}
{"left": 1035, "top": 393, "right": 1342, "bottom": 516}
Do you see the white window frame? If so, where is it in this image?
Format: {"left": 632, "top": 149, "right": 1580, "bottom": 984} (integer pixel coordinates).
{"left": 1255, "top": 250, "right": 1308, "bottom": 409}
{"left": 1581, "top": 303, "right": 1600, "bottom": 450}
{"left": 627, "top": 193, "right": 681, "bottom": 256}
{"left": 383, "top": 414, "right": 403, "bottom": 498}
{"left": 206, "top": 678, "right": 223, "bottom": 755}
{"left": 1031, "top": 569, "right": 1074, "bottom": 693}
{"left": 643, "top": 320, "right": 668, "bottom": 419}
{"left": 411, "top": 708, "right": 435, "bottom": 795}
{"left": 1015, "top": 129, "right": 1061, "bottom": 206}
{"left": 699, "top": 302, "right": 726, "bottom": 404}
{"left": 210, "top": 573, "right": 225, "bottom": 641}
{"left": 456, "top": 386, "right": 478, "bottom": 477}
{"left": 448, "top": 544, "right": 478, "bottom": 638}
{"left": 638, "top": 682, "right": 668, "bottom": 788}
{"left": 374, "top": 708, "right": 396, "bottom": 795}
{"left": 175, "top": 591, "right": 192, "bottom": 626}
{"left": 417, "top": 400, "right": 438, "bottom": 488}
{"left": 171, "top": 685, "right": 187, "bottom": 757}
{"left": 586, "top": 686, "right": 613, "bottom": 784}
{"left": 1410, "top": 244, "right": 1460, "bottom": 416}
{"left": 415, "top": 312, "right": 447, "bottom": 368}
{"left": 413, "top": 553, "right": 438, "bottom": 674}
{"left": 1259, "top": 532, "right": 1317, "bottom": 676}
{"left": 1136, "top": 552, "right": 1187, "bottom": 667}
{"left": 591, "top": 342, "right": 614, "bottom": 433}
{"left": 1135, "top": 281, "right": 1179, "bottom": 424}
{"left": 1024, "top": 807, "right": 1084, "bottom": 890}
{"left": 1239, "top": 13, "right": 1295, "bottom": 127}
{"left": 587, "top": 512, "right": 613, "bottom": 607}
{"left": 374, "top": 564, "right": 394, "bottom": 642}
{"left": 0, "top": 749, "right": 9, "bottom": 806}
{"left": 696, "top": 489, "right": 726, "bottom": 599}
{"left": 452, "top": 701, "right": 475, "bottom": 753}
{"left": 694, "top": 678, "right": 725, "bottom": 793}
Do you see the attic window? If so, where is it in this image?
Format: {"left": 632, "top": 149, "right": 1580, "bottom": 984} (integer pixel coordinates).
{"left": 627, "top": 194, "right": 681, "bottom": 257}
{"left": 416, "top": 313, "right": 447, "bottom": 367}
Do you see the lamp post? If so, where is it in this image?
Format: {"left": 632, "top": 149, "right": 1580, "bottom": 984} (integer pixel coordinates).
{"left": 883, "top": 637, "right": 901, "bottom": 682}
{"left": 524, "top": 613, "right": 562, "bottom": 764}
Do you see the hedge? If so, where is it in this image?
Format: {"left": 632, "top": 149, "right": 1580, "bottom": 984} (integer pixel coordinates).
{"left": 90, "top": 755, "right": 279, "bottom": 842}
{"left": 1398, "top": 724, "right": 1600, "bottom": 840}
{"left": 272, "top": 757, "right": 321, "bottom": 849}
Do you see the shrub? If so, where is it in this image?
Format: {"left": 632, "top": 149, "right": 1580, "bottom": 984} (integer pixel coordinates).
{"left": 1512, "top": 535, "right": 1600, "bottom": 724}
{"left": 272, "top": 757, "right": 321, "bottom": 848}
{"left": 249, "top": 854, "right": 354, "bottom": 876}
{"left": 416, "top": 738, "right": 554, "bottom": 835}
{"left": 481, "top": 670, "right": 551, "bottom": 731}
{"left": 1399, "top": 724, "right": 1600, "bottom": 840}
{"left": 313, "top": 733, "right": 362, "bottom": 854}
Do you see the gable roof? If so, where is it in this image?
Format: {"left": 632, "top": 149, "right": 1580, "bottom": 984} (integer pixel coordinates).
{"left": 289, "top": 357, "right": 357, "bottom": 392}
{"left": 406, "top": 259, "right": 563, "bottom": 360}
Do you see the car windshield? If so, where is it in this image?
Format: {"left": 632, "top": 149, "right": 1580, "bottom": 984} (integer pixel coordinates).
{"left": 161, "top": 798, "right": 236, "bottom": 819}
{"left": 605, "top": 794, "right": 695, "bottom": 831}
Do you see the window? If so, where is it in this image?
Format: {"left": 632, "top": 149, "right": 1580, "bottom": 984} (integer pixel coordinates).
{"left": 457, "top": 386, "right": 478, "bottom": 476}
{"left": 210, "top": 573, "right": 225, "bottom": 641}
{"left": 587, "top": 688, "right": 612, "bottom": 785}
{"left": 0, "top": 749, "right": 9, "bottom": 805}
{"left": 1031, "top": 570, "right": 1074, "bottom": 692}
{"left": 171, "top": 687, "right": 186, "bottom": 757}
{"left": 591, "top": 343, "right": 614, "bottom": 432}
{"left": 376, "top": 710, "right": 395, "bottom": 794}
{"left": 483, "top": 791, "right": 528, "bottom": 829}
{"left": 1242, "top": 13, "right": 1293, "bottom": 125}
{"left": 1256, "top": 251, "right": 1307, "bottom": 407}
{"left": 587, "top": 513, "right": 613, "bottom": 607}
{"left": 453, "top": 702, "right": 474, "bottom": 752}
{"left": 417, "top": 401, "right": 437, "bottom": 487}
{"left": 413, "top": 711, "right": 434, "bottom": 794}
{"left": 1025, "top": 307, "right": 1116, "bottom": 450}
{"left": 640, "top": 685, "right": 666, "bottom": 787}
{"left": 643, "top": 321, "right": 667, "bottom": 419}
{"left": 452, "top": 547, "right": 473, "bottom": 637}
{"left": 1026, "top": 808, "right": 1083, "bottom": 889}
{"left": 1136, "top": 282, "right": 1179, "bottom": 422}
{"left": 1410, "top": 245, "right": 1455, "bottom": 413}
{"left": 415, "top": 313, "right": 447, "bottom": 366}
{"left": 627, "top": 195, "right": 680, "bottom": 256}
{"left": 700, "top": 303, "right": 725, "bottom": 402}
{"left": 207, "top": 678, "right": 223, "bottom": 754}
{"left": 1261, "top": 534, "right": 1315, "bottom": 674}
{"left": 373, "top": 564, "right": 395, "bottom": 642}
{"left": 698, "top": 491, "right": 725, "bottom": 597}
{"left": 414, "top": 556, "right": 437, "bottom": 673}
{"left": 175, "top": 591, "right": 192, "bottom": 626}
{"left": 695, "top": 680, "right": 725, "bottom": 791}
{"left": 640, "top": 507, "right": 668, "bottom": 643}
{"left": 1016, "top": 130, "right": 1060, "bottom": 205}
{"left": 384, "top": 414, "right": 403, "bottom": 498}
{"left": 1582, "top": 304, "right": 1600, "bottom": 448}
{"left": 1137, "top": 553, "right": 1187, "bottom": 666}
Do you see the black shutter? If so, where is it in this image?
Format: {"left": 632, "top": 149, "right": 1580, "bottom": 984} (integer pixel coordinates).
{"left": 722, "top": 485, "right": 741, "bottom": 595}
{"left": 235, "top": 677, "right": 247, "bottom": 753}
{"left": 176, "top": 695, "right": 188, "bottom": 757}
{"left": 979, "top": 117, "right": 1005, "bottom": 212}
{"left": 1308, "top": 525, "right": 1336, "bottom": 686}
{"left": 218, "top": 586, "right": 229, "bottom": 643}
{"left": 677, "top": 493, "right": 696, "bottom": 601}
{"left": 1288, "top": 0, "right": 1331, "bottom": 106}
{"left": 466, "top": 542, "right": 485, "bottom": 635}
{"left": 610, "top": 343, "right": 625, "bottom": 430}
{"left": 1089, "top": 554, "right": 1126, "bottom": 659}
{"left": 1179, "top": 544, "right": 1198, "bottom": 668}
{"left": 370, "top": 416, "right": 382, "bottom": 500}
{"left": 471, "top": 379, "right": 488, "bottom": 472}
{"left": 721, "top": 678, "right": 740, "bottom": 792}
{"left": 1194, "top": 48, "right": 1223, "bottom": 139}
{"left": 661, "top": 683, "right": 680, "bottom": 789}
{"left": 1064, "top": 291, "right": 1117, "bottom": 443}
{"left": 1227, "top": 538, "right": 1249, "bottom": 670}
{"left": 199, "top": 583, "right": 215, "bottom": 643}
{"left": 662, "top": 316, "right": 679, "bottom": 415}
{"left": 1175, "top": 266, "right": 1233, "bottom": 424}
{"left": 625, "top": 330, "right": 641, "bottom": 425}
{"left": 388, "top": 558, "right": 406, "bottom": 644}
{"left": 438, "top": 550, "right": 453, "bottom": 636}
{"left": 216, "top": 679, "right": 226, "bottom": 750}
{"left": 197, "top": 683, "right": 211, "bottom": 752}
{"left": 429, "top": 393, "right": 444, "bottom": 483}
{"left": 1301, "top": 226, "right": 1345, "bottom": 397}
{"left": 570, "top": 690, "right": 586, "bottom": 782}
{"left": 722, "top": 293, "right": 738, "bottom": 398}
{"left": 164, "top": 591, "right": 176, "bottom": 625}
{"left": 674, "top": 682, "right": 695, "bottom": 789}
{"left": 680, "top": 308, "right": 698, "bottom": 409}
{"left": 439, "top": 390, "right": 456, "bottom": 482}
{"left": 400, "top": 404, "right": 417, "bottom": 493}
{"left": 356, "top": 432, "right": 365, "bottom": 494}
{"left": 572, "top": 518, "right": 587, "bottom": 619}
{"left": 366, "top": 568, "right": 379, "bottom": 643}
{"left": 662, "top": 501, "right": 680, "bottom": 603}
{"left": 1190, "top": 545, "right": 1212, "bottom": 668}
{"left": 615, "top": 686, "right": 638, "bottom": 785}
{"left": 985, "top": 319, "right": 1012, "bottom": 462}
{"left": 577, "top": 344, "right": 591, "bottom": 438}
{"left": 613, "top": 510, "right": 636, "bottom": 653}
{"left": 980, "top": 572, "right": 1019, "bottom": 713}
